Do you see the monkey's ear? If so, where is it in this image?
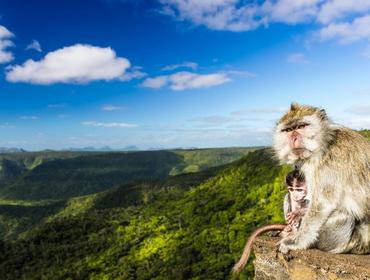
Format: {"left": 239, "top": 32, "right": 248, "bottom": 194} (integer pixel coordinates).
{"left": 290, "top": 102, "right": 299, "bottom": 111}
{"left": 319, "top": 109, "right": 328, "bottom": 120}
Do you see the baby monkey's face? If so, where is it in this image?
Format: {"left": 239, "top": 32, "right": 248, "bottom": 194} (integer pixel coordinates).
{"left": 288, "top": 179, "right": 307, "bottom": 202}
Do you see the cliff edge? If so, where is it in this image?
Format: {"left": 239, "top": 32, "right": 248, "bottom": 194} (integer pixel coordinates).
{"left": 253, "top": 237, "right": 370, "bottom": 280}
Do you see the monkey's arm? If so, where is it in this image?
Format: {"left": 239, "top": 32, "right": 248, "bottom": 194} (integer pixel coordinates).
{"left": 283, "top": 193, "right": 290, "bottom": 220}
{"left": 279, "top": 197, "right": 334, "bottom": 253}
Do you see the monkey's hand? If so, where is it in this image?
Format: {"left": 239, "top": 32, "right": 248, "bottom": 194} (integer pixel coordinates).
{"left": 284, "top": 224, "right": 293, "bottom": 233}
{"left": 286, "top": 211, "right": 300, "bottom": 226}
{"left": 278, "top": 237, "right": 296, "bottom": 254}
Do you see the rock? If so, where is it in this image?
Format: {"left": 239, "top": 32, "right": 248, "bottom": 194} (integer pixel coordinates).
{"left": 253, "top": 236, "right": 370, "bottom": 280}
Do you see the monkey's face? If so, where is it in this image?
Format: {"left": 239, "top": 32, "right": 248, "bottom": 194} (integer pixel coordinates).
{"left": 288, "top": 179, "right": 307, "bottom": 202}
{"left": 273, "top": 104, "right": 328, "bottom": 164}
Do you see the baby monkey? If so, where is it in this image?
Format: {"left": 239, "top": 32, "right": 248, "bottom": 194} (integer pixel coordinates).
{"left": 282, "top": 169, "right": 309, "bottom": 238}
{"left": 232, "top": 169, "right": 309, "bottom": 274}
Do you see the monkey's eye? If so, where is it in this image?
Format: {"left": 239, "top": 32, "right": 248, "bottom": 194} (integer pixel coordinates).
{"left": 282, "top": 127, "right": 293, "bottom": 132}
{"left": 297, "top": 123, "right": 309, "bottom": 129}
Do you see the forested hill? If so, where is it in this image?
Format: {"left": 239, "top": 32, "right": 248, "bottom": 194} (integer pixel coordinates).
{"left": 0, "top": 147, "right": 256, "bottom": 200}
{"left": 0, "top": 147, "right": 256, "bottom": 241}
{"left": 0, "top": 148, "right": 290, "bottom": 279}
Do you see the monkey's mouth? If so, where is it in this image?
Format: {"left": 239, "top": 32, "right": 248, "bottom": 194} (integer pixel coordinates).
{"left": 292, "top": 148, "right": 311, "bottom": 158}
{"left": 292, "top": 197, "right": 306, "bottom": 203}
{"left": 293, "top": 148, "right": 306, "bottom": 155}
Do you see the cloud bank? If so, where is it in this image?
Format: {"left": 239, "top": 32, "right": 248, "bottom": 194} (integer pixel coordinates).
{"left": 82, "top": 121, "right": 138, "bottom": 128}
{"left": 158, "top": 0, "right": 370, "bottom": 48}
{"left": 25, "top": 39, "right": 42, "bottom": 52}
{"left": 158, "top": 0, "right": 370, "bottom": 31}
{"left": 141, "top": 71, "right": 230, "bottom": 90}
{"left": 6, "top": 44, "right": 132, "bottom": 84}
{"left": 161, "top": 61, "right": 198, "bottom": 71}
{"left": 0, "top": 25, "right": 14, "bottom": 64}
{"left": 286, "top": 53, "right": 310, "bottom": 64}
{"left": 101, "top": 105, "right": 123, "bottom": 111}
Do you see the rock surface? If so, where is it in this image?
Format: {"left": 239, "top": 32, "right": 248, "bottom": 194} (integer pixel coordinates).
{"left": 253, "top": 237, "right": 370, "bottom": 280}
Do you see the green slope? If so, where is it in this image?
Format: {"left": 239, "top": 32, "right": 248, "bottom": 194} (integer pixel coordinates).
{"left": 170, "top": 147, "right": 260, "bottom": 175}
{"left": 0, "top": 156, "right": 230, "bottom": 241}
{"left": 0, "top": 200, "right": 66, "bottom": 240}
{"left": 0, "top": 150, "right": 92, "bottom": 172}
{"left": 0, "top": 149, "right": 290, "bottom": 279}
{"left": 359, "top": 129, "right": 370, "bottom": 140}
{"left": 0, "top": 148, "right": 254, "bottom": 201}
{"left": 2, "top": 151, "right": 182, "bottom": 200}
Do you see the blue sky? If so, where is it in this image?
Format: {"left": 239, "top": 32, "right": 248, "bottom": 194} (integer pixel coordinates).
{"left": 1, "top": 0, "right": 370, "bottom": 150}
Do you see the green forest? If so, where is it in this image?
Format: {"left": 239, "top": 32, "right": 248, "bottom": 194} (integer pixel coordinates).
{"left": 0, "top": 137, "right": 366, "bottom": 279}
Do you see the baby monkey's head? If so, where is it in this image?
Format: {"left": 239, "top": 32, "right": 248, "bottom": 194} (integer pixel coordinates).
{"left": 285, "top": 169, "right": 307, "bottom": 203}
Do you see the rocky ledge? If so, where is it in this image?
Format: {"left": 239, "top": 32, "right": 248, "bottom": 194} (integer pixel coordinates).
{"left": 253, "top": 237, "right": 370, "bottom": 280}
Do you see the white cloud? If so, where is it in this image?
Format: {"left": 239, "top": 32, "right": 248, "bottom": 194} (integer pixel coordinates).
{"left": 286, "top": 53, "right": 310, "bottom": 64}
{"left": 158, "top": 0, "right": 325, "bottom": 32}
{"left": 156, "top": 0, "right": 370, "bottom": 54}
{"left": 317, "top": 0, "right": 370, "bottom": 24}
{"left": 6, "top": 44, "right": 131, "bottom": 84}
{"left": 82, "top": 121, "right": 138, "bottom": 128}
{"left": 119, "top": 66, "right": 147, "bottom": 81}
{"left": 226, "top": 70, "right": 257, "bottom": 78}
{"left": 161, "top": 61, "right": 198, "bottom": 71}
{"left": 0, "top": 26, "right": 12, "bottom": 38}
{"left": 190, "top": 115, "right": 234, "bottom": 125}
{"left": 141, "top": 75, "right": 168, "bottom": 89}
{"left": 169, "top": 71, "right": 230, "bottom": 90}
{"left": 0, "top": 123, "right": 16, "bottom": 129}
{"left": 48, "top": 103, "right": 67, "bottom": 108}
{"left": 26, "top": 39, "right": 42, "bottom": 52}
{"left": 141, "top": 71, "right": 230, "bottom": 90}
{"left": 101, "top": 105, "right": 123, "bottom": 111}
{"left": 159, "top": 0, "right": 263, "bottom": 32}
{"left": 264, "top": 0, "right": 321, "bottom": 24}
{"left": 0, "top": 25, "right": 14, "bottom": 64}
{"left": 19, "top": 116, "right": 39, "bottom": 120}
{"left": 318, "top": 14, "right": 370, "bottom": 44}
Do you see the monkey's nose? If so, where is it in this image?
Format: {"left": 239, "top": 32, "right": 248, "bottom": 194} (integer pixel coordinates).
{"left": 292, "top": 137, "right": 300, "bottom": 148}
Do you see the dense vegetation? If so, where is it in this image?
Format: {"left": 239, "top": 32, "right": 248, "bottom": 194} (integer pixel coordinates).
{"left": 359, "top": 129, "right": 370, "bottom": 139}
{"left": 0, "top": 148, "right": 255, "bottom": 240}
{"left": 0, "top": 148, "right": 254, "bottom": 201}
{"left": 0, "top": 148, "right": 290, "bottom": 279}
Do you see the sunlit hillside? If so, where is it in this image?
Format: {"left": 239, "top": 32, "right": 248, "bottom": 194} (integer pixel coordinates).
{"left": 0, "top": 148, "right": 291, "bottom": 279}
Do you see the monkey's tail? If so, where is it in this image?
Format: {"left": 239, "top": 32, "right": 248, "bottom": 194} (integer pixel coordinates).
{"left": 232, "top": 224, "right": 286, "bottom": 274}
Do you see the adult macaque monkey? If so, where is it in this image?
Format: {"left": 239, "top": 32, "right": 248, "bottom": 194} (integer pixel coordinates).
{"left": 273, "top": 103, "right": 370, "bottom": 254}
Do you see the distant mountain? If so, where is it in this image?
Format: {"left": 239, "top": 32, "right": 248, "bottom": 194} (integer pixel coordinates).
{"left": 0, "top": 147, "right": 255, "bottom": 201}
{"left": 1, "top": 151, "right": 183, "bottom": 200}
{"left": 0, "top": 147, "right": 26, "bottom": 153}
{"left": 63, "top": 145, "right": 139, "bottom": 152}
